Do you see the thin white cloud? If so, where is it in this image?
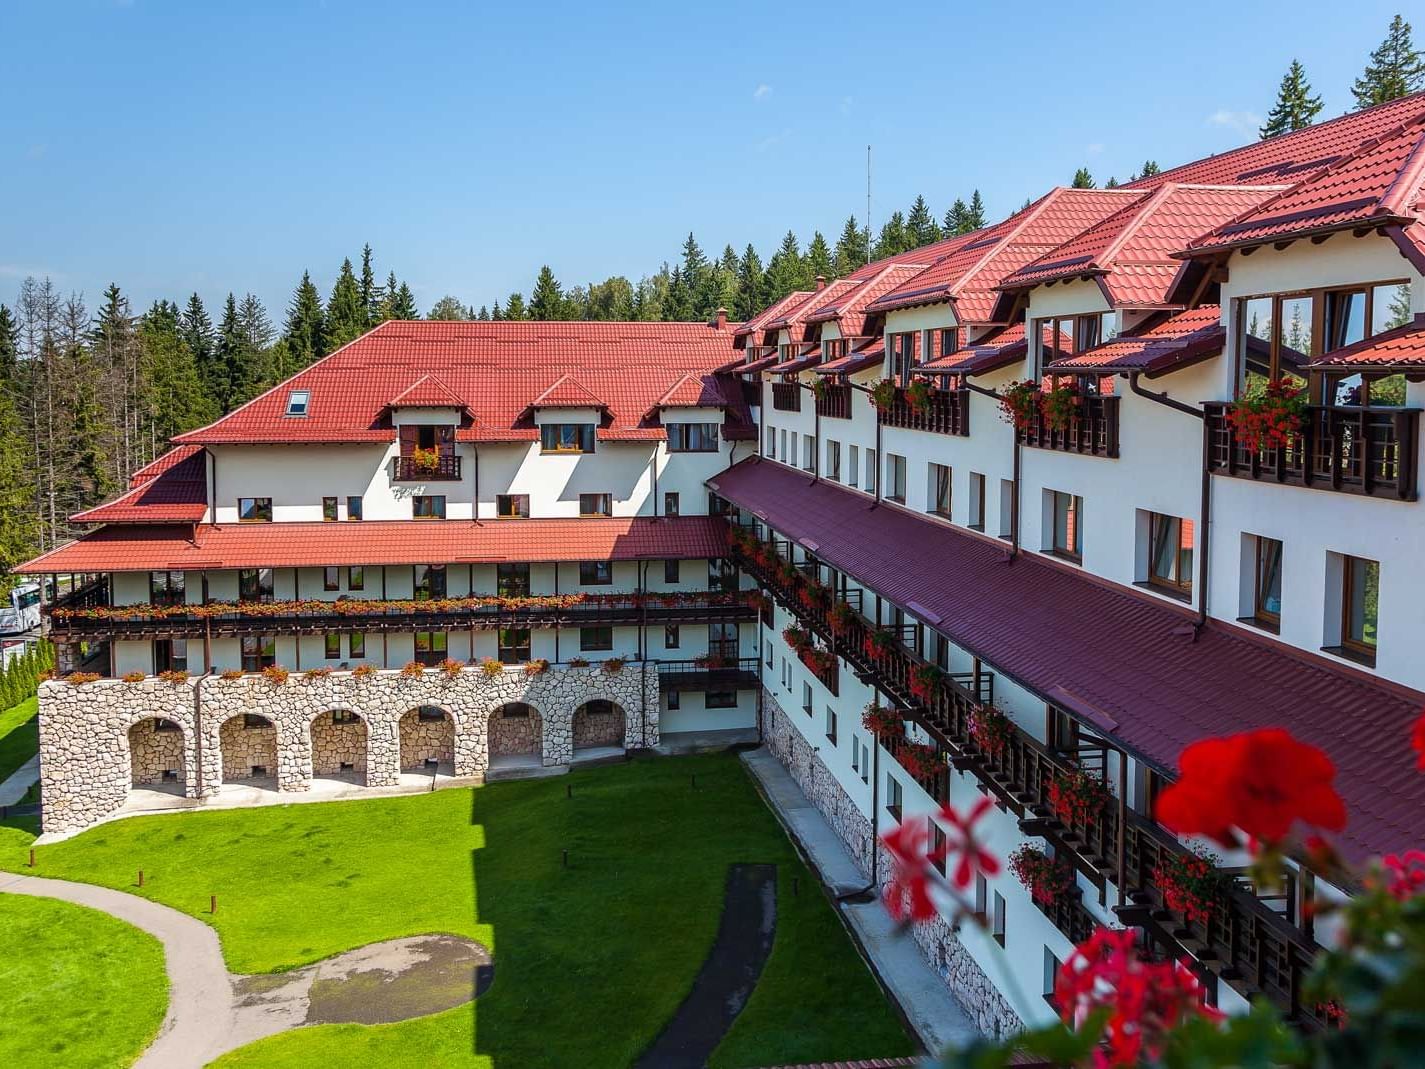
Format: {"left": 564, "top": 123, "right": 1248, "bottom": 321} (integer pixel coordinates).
{"left": 1207, "top": 109, "right": 1262, "bottom": 136}
{"left": 753, "top": 84, "right": 772, "bottom": 100}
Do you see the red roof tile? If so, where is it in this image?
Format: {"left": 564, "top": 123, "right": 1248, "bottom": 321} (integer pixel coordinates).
{"left": 128, "top": 445, "right": 203, "bottom": 489}
{"left": 814, "top": 338, "right": 886, "bottom": 376}
{"left": 805, "top": 262, "right": 935, "bottom": 339}
{"left": 709, "top": 459, "right": 1423, "bottom": 862}
{"left": 919, "top": 323, "right": 1029, "bottom": 376}
{"left": 174, "top": 321, "right": 736, "bottom": 446}
{"left": 1047, "top": 306, "right": 1225, "bottom": 376}
{"left": 768, "top": 346, "right": 823, "bottom": 375}
{"left": 734, "top": 290, "right": 815, "bottom": 345}
{"left": 73, "top": 447, "right": 207, "bottom": 525}
{"left": 765, "top": 280, "right": 860, "bottom": 334}
{"left": 1308, "top": 315, "right": 1425, "bottom": 369}
{"left": 529, "top": 373, "right": 607, "bottom": 409}
{"left": 655, "top": 373, "right": 727, "bottom": 408}
{"left": 387, "top": 373, "right": 467, "bottom": 410}
{"left": 19, "top": 516, "right": 729, "bottom": 573}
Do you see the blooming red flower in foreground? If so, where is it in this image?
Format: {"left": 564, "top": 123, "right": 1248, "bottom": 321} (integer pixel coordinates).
{"left": 939, "top": 795, "right": 1001, "bottom": 890}
{"left": 1154, "top": 728, "right": 1346, "bottom": 848}
{"left": 1056, "top": 927, "right": 1223, "bottom": 1068}
{"left": 1412, "top": 710, "right": 1425, "bottom": 771}
{"left": 880, "top": 816, "right": 941, "bottom": 923}
{"left": 1378, "top": 851, "right": 1425, "bottom": 901}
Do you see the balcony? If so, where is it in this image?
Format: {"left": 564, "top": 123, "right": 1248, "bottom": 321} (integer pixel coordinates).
{"left": 771, "top": 383, "right": 802, "bottom": 412}
{"left": 733, "top": 533, "right": 1326, "bottom": 1028}
{"left": 1020, "top": 395, "right": 1119, "bottom": 458}
{"left": 881, "top": 386, "right": 970, "bottom": 437}
{"left": 814, "top": 383, "right": 851, "bottom": 419}
{"left": 657, "top": 656, "right": 760, "bottom": 692}
{"left": 393, "top": 453, "right": 462, "bottom": 481}
{"left": 1204, "top": 403, "right": 1419, "bottom": 501}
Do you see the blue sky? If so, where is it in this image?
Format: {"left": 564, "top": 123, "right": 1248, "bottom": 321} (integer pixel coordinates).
{"left": 0, "top": 0, "right": 1415, "bottom": 321}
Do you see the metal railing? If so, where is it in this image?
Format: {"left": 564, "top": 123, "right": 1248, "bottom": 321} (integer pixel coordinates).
{"left": 815, "top": 383, "right": 852, "bottom": 419}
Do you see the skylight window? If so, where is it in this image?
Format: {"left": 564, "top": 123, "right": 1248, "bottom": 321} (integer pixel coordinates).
{"left": 286, "top": 390, "right": 310, "bottom": 417}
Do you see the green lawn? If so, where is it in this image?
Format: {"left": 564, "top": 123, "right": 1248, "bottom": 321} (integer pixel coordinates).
{"left": 0, "top": 893, "right": 168, "bottom": 1068}
{"left": 0, "top": 752, "right": 913, "bottom": 1068}
{"left": 0, "top": 696, "right": 37, "bottom": 782}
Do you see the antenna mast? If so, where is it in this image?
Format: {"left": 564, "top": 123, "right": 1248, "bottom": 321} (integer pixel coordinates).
{"left": 866, "top": 145, "right": 872, "bottom": 266}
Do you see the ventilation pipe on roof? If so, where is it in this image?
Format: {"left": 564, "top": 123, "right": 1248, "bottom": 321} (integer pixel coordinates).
{"left": 814, "top": 275, "right": 826, "bottom": 292}
{"left": 713, "top": 307, "right": 728, "bottom": 330}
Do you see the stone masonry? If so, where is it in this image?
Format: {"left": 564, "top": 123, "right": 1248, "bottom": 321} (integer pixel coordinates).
{"left": 37, "top": 661, "right": 660, "bottom": 834}
{"left": 398, "top": 709, "right": 455, "bottom": 769}
{"left": 572, "top": 702, "right": 625, "bottom": 749}
{"left": 217, "top": 715, "right": 279, "bottom": 782}
{"left": 762, "top": 689, "right": 1021, "bottom": 1038}
{"left": 488, "top": 704, "right": 542, "bottom": 757}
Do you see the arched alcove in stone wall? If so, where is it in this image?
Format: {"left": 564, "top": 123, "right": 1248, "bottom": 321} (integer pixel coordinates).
{"left": 572, "top": 699, "right": 627, "bottom": 751}
{"left": 218, "top": 712, "right": 278, "bottom": 785}
{"left": 488, "top": 701, "right": 542, "bottom": 757}
{"left": 399, "top": 705, "right": 457, "bottom": 770}
{"left": 309, "top": 707, "right": 369, "bottom": 783}
{"left": 126, "top": 716, "right": 188, "bottom": 792}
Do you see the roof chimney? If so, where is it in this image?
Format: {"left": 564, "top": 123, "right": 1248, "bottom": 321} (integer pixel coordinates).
{"left": 713, "top": 307, "right": 728, "bottom": 330}
{"left": 815, "top": 275, "right": 827, "bottom": 291}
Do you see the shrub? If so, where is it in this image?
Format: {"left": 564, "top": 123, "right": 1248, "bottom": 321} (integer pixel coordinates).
{"left": 260, "top": 665, "right": 289, "bottom": 685}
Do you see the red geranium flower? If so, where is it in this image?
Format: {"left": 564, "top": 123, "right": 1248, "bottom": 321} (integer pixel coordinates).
{"left": 880, "top": 816, "right": 943, "bottom": 923}
{"left": 1155, "top": 728, "right": 1346, "bottom": 849}
{"left": 1378, "top": 850, "right": 1425, "bottom": 901}
{"left": 938, "top": 795, "right": 1001, "bottom": 890}
{"left": 1412, "top": 710, "right": 1425, "bottom": 771}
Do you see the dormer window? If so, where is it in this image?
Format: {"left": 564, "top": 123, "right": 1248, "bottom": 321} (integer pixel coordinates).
{"left": 286, "top": 390, "right": 310, "bottom": 417}
{"left": 540, "top": 423, "right": 595, "bottom": 454}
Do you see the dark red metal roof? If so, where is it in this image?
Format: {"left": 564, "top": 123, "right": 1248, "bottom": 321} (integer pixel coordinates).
{"left": 1308, "top": 314, "right": 1425, "bottom": 370}
{"left": 1046, "top": 306, "right": 1225, "bottom": 376}
{"left": 708, "top": 458, "right": 1424, "bottom": 862}
{"left": 73, "top": 447, "right": 207, "bottom": 525}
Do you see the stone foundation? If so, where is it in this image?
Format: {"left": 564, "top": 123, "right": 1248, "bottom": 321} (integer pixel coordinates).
{"left": 37, "top": 662, "right": 661, "bottom": 834}
{"left": 399, "top": 710, "right": 455, "bottom": 768}
{"left": 488, "top": 705, "right": 542, "bottom": 756}
{"left": 128, "top": 719, "right": 187, "bottom": 786}
{"left": 572, "top": 703, "right": 625, "bottom": 749}
{"left": 762, "top": 689, "right": 1019, "bottom": 1038}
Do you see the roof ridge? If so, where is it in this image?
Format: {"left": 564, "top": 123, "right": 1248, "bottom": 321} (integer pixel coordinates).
{"left": 1378, "top": 118, "right": 1425, "bottom": 216}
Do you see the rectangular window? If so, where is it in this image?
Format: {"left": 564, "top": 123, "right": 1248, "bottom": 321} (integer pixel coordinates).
{"left": 889, "top": 331, "right": 917, "bottom": 383}
{"left": 149, "top": 570, "right": 185, "bottom": 607}
{"left": 664, "top": 492, "right": 679, "bottom": 517}
{"left": 498, "top": 628, "right": 531, "bottom": 663}
{"left": 779, "top": 428, "right": 787, "bottom": 461}
{"left": 826, "top": 440, "right": 841, "bottom": 481}
{"left": 414, "top": 631, "right": 448, "bottom": 665}
{"left": 974, "top": 873, "right": 988, "bottom": 918}
{"left": 764, "top": 640, "right": 773, "bottom": 669}
{"left": 154, "top": 638, "right": 187, "bottom": 674}
{"left": 886, "top": 453, "right": 907, "bottom": 504}
{"left": 824, "top": 705, "right": 837, "bottom": 744}
{"left": 1044, "top": 948, "right": 1062, "bottom": 1001}
{"left": 579, "top": 493, "right": 612, "bottom": 517}
{"left": 929, "top": 463, "right": 952, "bottom": 518}
{"left": 285, "top": 389, "right": 310, "bottom": 416}
{"left": 496, "top": 494, "right": 529, "bottom": 518}
{"left": 849, "top": 445, "right": 859, "bottom": 487}
{"left": 540, "top": 423, "right": 595, "bottom": 454}
{"left": 412, "top": 495, "right": 446, "bottom": 520}
{"left": 1147, "top": 513, "right": 1193, "bottom": 596}
{"left": 708, "top": 558, "right": 737, "bottom": 593}
{"left": 859, "top": 739, "right": 869, "bottom": 783}
{"left": 1342, "top": 555, "right": 1380, "bottom": 662}
{"left": 664, "top": 559, "right": 679, "bottom": 583}
{"left": 239, "top": 568, "right": 274, "bottom": 603}
{"left": 497, "top": 563, "right": 530, "bottom": 597}
{"left": 667, "top": 690, "right": 680, "bottom": 710}
{"left": 706, "top": 690, "right": 737, "bottom": 709}
{"left": 801, "top": 434, "right": 814, "bottom": 472}
{"left": 240, "top": 634, "right": 276, "bottom": 671}
{"left": 347, "top": 566, "right": 364, "bottom": 591}
{"left": 667, "top": 422, "right": 719, "bottom": 452}
{"left": 999, "top": 479, "right": 1014, "bottom": 539}
{"left": 348, "top": 632, "right": 365, "bottom": 658}
{"left": 885, "top": 774, "right": 903, "bottom": 819}
{"left": 765, "top": 425, "right": 776, "bottom": 458}
{"left": 347, "top": 495, "right": 362, "bottom": 521}
{"left": 323, "top": 567, "right": 340, "bottom": 592}
{"left": 1252, "top": 536, "right": 1283, "bottom": 629}
{"left": 709, "top": 620, "right": 738, "bottom": 659}
{"left": 802, "top": 681, "right": 813, "bottom": 714}
{"left": 581, "top": 626, "right": 614, "bottom": 651}
{"left": 414, "top": 564, "right": 447, "bottom": 600}
{"left": 238, "top": 497, "right": 272, "bottom": 523}
{"left": 992, "top": 891, "right": 1007, "bottom": 947}
{"left": 325, "top": 633, "right": 342, "bottom": 659}
{"left": 864, "top": 449, "right": 877, "bottom": 493}
{"left": 665, "top": 625, "right": 680, "bottom": 649}
{"left": 788, "top": 433, "right": 798, "bottom": 469}
{"left": 579, "top": 561, "right": 612, "bottom": 585}
{"left": 968, "top": 473, "right": 986, "bottom": 530}
{"left": 1050, "top": 491, "right": 1083, "bottom": 562}
{"left": 322, "top": 496, "right": 338, "bottom": 522}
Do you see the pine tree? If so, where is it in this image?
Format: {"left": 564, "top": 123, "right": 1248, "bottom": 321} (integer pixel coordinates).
{"left": 1105, "top": 177, "right": 1120, "bottom": 188}
{"left": 833, "top": 216, "right": 868, "bottom": 275}
{"left": 906, "top": 195, "right": 941, "bottom": 247}
{"left": 358, "top": 244, "right": 379, "bottom": 327}
{"left": 0, "top": 305, "right": 18, "bottom": 379}
{"left": 530, "top": 266, "right": 566, "bottom": 320}
{"left": 504, "top": 293, "right": 527, "bottom": 320}
{"left": 764, "top": 231, "right": 807, "bottom": 300}
{"left": 427, "top": 296, "right": 469, "bottom": 321}
{"left": 389, "top": 281, "right": 419, "bottom": 321}
{"left": 212, "top": 293, "right": 243, "bottom": 409}
{"left": 1353, "top": 15, "right": 1424, "bottom": 109}
{"left": 735, "top": 245, "right": 766, "bottom": 320}
{"left": 476, "top": 305, "right": 491, "bottom": 321}
{"left": 324, "top": 258, "right": 366, "bottom": 349}
{"left": 179, "top": 292, "right": 215, "bottom": 373}
{"left": 806, "top": 232, "right": 833, "bottom": 283}
{"left": 1139, "top": 161, "right": 1161, "bottom": 179}
{"left": 1261, "top": 60, "right": 1324, "bottom": 138}
{"left": 944, "top": 199, "right": 967, "bottom": 236}
{"left": 283, "top": 271, "right": 326, "bottom": 368}
{"left": 1071, "top": 168, "right": 1096, "bottom": 189}
{"left": 490, "top": 299, "right": 504, "bottom": 321}
{"left": 873, "top": 212, "right": 910, "bottom": 259}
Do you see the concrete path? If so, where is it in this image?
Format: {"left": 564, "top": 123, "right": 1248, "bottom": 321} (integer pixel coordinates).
{"left": 740, "top": 747, "right": 980, "bottom": 1056}
{"left": 0, "top": 755, "right": 39, "bottom": 806}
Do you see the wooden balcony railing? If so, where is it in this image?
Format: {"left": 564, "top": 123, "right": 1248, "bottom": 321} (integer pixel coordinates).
{"left": 1021, "top": 395, "right": 1120, "bottom": 458}
{"left": 771, "top": 383, "right": 802, "bottom": 412}
{"left": 814, "top": 383, "right": 851, "bottom": 419}
{"left": 656, "top": 656, "right": 760, "bottom": 692}
{"left": 734, "top": 535, "right": 1324, "bottom": 1028}
{"left": 393, "top": 453, "right": 462, "bottom": 481}
{"left": 1204, "top": 403, "right": 1419, "bottom": 501}
{"left": 881, "top": 386, "right": 970, "bottom": 436}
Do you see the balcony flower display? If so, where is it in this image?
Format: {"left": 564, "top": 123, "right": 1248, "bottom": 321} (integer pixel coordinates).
{"left": 1040, "top": 378, "right": 1080, "bottom": 432}
{"left": 121, "top": 671, "right": 145, "bottom": 683}
{"left": 523, "top": 658, "right": 549, "bottom": 676}
{"left": 438, "top": 657, "right": 463, "bottom": 679}
{"left": 870, "top": 378, "right": 898, "bottom": 413}
{"left": 904, "top": 378, "right": 935, "bottom": 415}
{"left": 352, "top": 663, "right": 378, "bottom": 680}
{"left": 828, "top": 600, "right": 854, "bottom": 635}
{"left": 1152, "top": 846, "right": 1227, "bottom": 926}
{"left": 969, "top": 704, "right": 1013, "bottom": 759}
{"left": 1047, "top": 766, "right": 1110, "bottom": 826}
{"left": 1008, "top": 844, "right": 1076, "bottom": 906}
{"left": 998, "top": 379, "right": 1040, "bottom": 429}
{"left": 65, "top": 671, "right": 101, "bottom": 686}
{"left": 798, "top": 645, "right": 836, "bottom": 677}
{"left": 811, "top": 376, "right": 830, "bottom": 402}
{"left": 399, "top": 661, "right": 425, "bottom": 678}
{"left": 693, "top": 652, "right": 731, "bottom": 669}
{"left": 566, "top": 656, "right": 589, "bottom": 668}
{"left": 602, "top": 656, "right": 626, "bottom": 675}
{"left": 219, "top": 668, "right": 244, "bottom": 681}
{"left": 783, "top": 625, "right": 810, "bottom": 652}
{"left": 479, "top": 658, "right": 503, "bottom": 678}
{"left": 1225, "top": 377, "right": 1306, "bottom": 452}
{"left": 157, "top": 669, "right": 190, "bottom": 684}
{"left": 798, "top": 581, "right": 831, "bottom": 612}
{"left": 861, "top": 702, "right": 903, "bottom": 739}
{"left": 301, "top": 667, "right": 332, "bottom": 680}
{"left": 409, "top": 445, "right": 441, "bottom": 474}
{"left": 862, "top": 628, "right": 895, "bottom": 659}
{"left": 744, "top": 590, "right": 771, "bottom": 614}
{"left": 908, "top": 663, "right": 943, "bottom": 703}
{"left": 895, "top": 740, "right": 942, "bottom": 779}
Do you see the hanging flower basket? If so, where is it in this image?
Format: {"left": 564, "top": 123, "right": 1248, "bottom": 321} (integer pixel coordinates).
{"left": 1226, "top": 377, "right": 1307, "bottom": 452}
{"left": 862, "top": 628, "right": 895, "bottom": 659}
{"left": 870, "top": 378, "right": 898, "bottom": 413}
{"left": 905, "top": 378, "right": 935, "bottom": 414}
{"left": 908, "top": 663, "right": 943, "bottom": 703}
{"left": 1152, "top": 846, "right": 1228, "bottom": 926}
{"left": 1040, "top": 380, "right": 1081, "bottom": 432}
{"left": 744, "top": 590, "right": 772, "bottom": 613}
{"left": 798, "top": 582, "right": 831, "bottom": 612}
{"left": 1009, "top": 844, "right": 1077, "bottom": 906}
{"left": 783, "top": 625, "right": 811, "bottom": 652}
{"left": 862, "top": 703, "right": 903, "bottom": 739}
{"left": 969, "top": 704, "right": 1013, "bottom": 760}
{"left": 1048, "top": 766, "right": 1111, "bottom": 826}
{"left": 896, "top": 740, "right": 942, "bottom": 779}
{"left": 828, "top": 601, "right": 854, "bottom": 635}
{"left": 998, "top": 380, "right": 1041, "bottom": 429}
{"left": 799, "top": 646, "right": 836, "bottom": 676}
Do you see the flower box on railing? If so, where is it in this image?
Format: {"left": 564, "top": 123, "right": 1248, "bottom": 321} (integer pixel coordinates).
{"left": 878, "top": 383, "right": 971, "bottom": 436}
{"left": 394, "top": 452, "right": 462, "bottom": 481}
{"left": 1020, "top": 394, "right": 1120, "bottom": 458}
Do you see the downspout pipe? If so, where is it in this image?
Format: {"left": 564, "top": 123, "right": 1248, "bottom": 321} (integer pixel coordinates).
{"left": 1126, "top": 372, "right": 1211, "bottom": 633}
{"left": 846, "top": 380, "right": 883, "bottom": 508}
{"left": 798, "top": 379, "right": 820, "bottom": 485}
{"left": 835, "top": 686, "right": 882, "bottom": 901}
{"left": 961, "top": 373, "right": 1020, "bottom": 561}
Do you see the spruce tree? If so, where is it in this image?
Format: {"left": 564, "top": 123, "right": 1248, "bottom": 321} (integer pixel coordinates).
{"left": 907, "top": 195, "right": 941, "bottom": 247}
{"left": 283, "top": 271, "right": 326, "bottom": 368}
{"left": 764, "top": 231, "right": 807, "bottom": 301}
{"left": 212, "top": 293, "right": 244, "bottom": 409}
{"left": 735, "top": 244, "right": 766, "bottom": 320}
{"left": 1071, "top": 167, "right": 1096, "bottom": 189}
{"left": 476, "top": 305, "right": 491, "bottom": 321}
{"left": 806, "top": 232, "right": 833, "bottom": 282}
{"left": 139, "top": 303, "right": 218, "bottom": 441}
{"left": 389, "top": 281, "right": 419, "bottom": 321}
{"left": 530, "top": 266, "right": 566, "bottom": 320}
{"left": 229, "top": 294, "right": 273, "bottom": 403}
{"left": 358, "top": 244, "right": 379, "bottom": 327}
{"left": 1353, "top": 15, "right": 1424, "bottom": 108}
{"left": 873, "top": 212, "right": 910, "bottom": 259}
{"left": 1139, "top": 161, "right": 1161, "bottom": 178}
{"left": 0, "top": 305, "right": 18, "bottom": 379}
{"left": 179, "top": 292, "right": 215, "bottom": 372}
{"left": 1105, "top": 177, "right": 1120, "bottom": 188}
{"left": 504, "top": 293, "right": 527, "bottom": 320}
{"left": 834, "top": 216, "right": 868, "bottom": 275}
{"left": 964, "top": 192, "right": 987, "bottom": 232}
{"left": 325, "top": 258, "right": 366, "bottom": 349}
{"left": 490, "top": 299, "right": 504, "bottom": 321}
{"left": 1261, "top": 60, "right": 1324, "bottom": 138}
{"left": 944, "top": 199, "right": 967, "bottom": 236}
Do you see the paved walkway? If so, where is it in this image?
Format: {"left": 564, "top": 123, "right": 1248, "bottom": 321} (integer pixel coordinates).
{"left": 740, "top": 747, "right": 980, "bottom": 1056}
{"left": 0, "top": 755, "right": 39, "bottom": 807}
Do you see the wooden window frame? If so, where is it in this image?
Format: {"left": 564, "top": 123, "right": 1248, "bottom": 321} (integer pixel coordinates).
{"left": 412, "top": 495, "right": 446, "bottom": 520}
{"left": 348, "top": 632, "right": 365, "bottom": 658}
{"left": 496, "top": 494, "right": 530, "bottom": 519}
{"left": 238, "top": 497, "right": 272, "bottom": 523}
{"left": 347, "top": 566, "right": 364, "bottom": 592}
{"left": 580, "top": 626, "right": 614, "bottom": 652}
{"left": 324, "top": 633, "right": 342, "bottom": 659}
{"left": 497, "top": 563, "right": 530, "bottom": 597}
{"left": 346, "top": 495, "right": 363, "bottom": 521}
{"left": 540, "top": 423, "right": 596, "bottom": 454}
{"left": 667, "top": 422, "right": 719, "bottom": 453}
{"left": 1146, "top": 512, "right": 1192, "bottom": 597}
{"left": 578, "top": 561, "right": 612, "bottom": 586}
{"left": 1341, "top": 555, "right": 1379, "bottom": 663}
{"left": 578, "top": 492, "right": 613, "bottom": 517}
{"left": 1252, "top": 536, "right": 1283, "bottom": 631}
{"left": 1050, "top": 491, "right": 1083, "bottom": 563}
{"left": 323, "top": 567, "right": 340, "bottom": 592}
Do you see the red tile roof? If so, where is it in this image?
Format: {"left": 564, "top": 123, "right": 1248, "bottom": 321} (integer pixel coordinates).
{"left": 918, "top": 323, "right": 1029, "bottom": 376}
{"left": 814, "top": 337, "right": 886, "bottom": 376}
{"left": 734, "top": 290, "right": 815, "bottom": 346}
{"left": 1002, "top": 185, "right": 1285, "bottom": 307}
{"left": 73, "top": 447, "right": 207, "bottom": 525}
{"left": 173, "top": 321, "right": 737, "bottom": 446}
{"left": 18, "top": 516, "right": 730, "bottom": 574}
{"left": 768, "top": 346, "right": 823, "bottom": 375}
{"left": 1047, "top": 306, "right": 1226, "bottom": 376}
{"left": 709, "top": 459, "right": 1423, "bottom": 862}
{"left": 529, "top": 373, "right": 607, "bottom": 409}
{"left": 655, "top": 373, "right": 727, "bottom": 408}
{"left": 1184, "top": 114, "right": 1425, "bottom": 255}
{"left": 387, "top": 373, "right": 467, "bottom": 410}
{"left": 1308, "top": 315, "right": 1425, "bottom": 369}
{"left": 805, "top": 262, "right": 935, "bottom": 339}
{"left": 765, "top": 280, "right": 860, "bottom": 333}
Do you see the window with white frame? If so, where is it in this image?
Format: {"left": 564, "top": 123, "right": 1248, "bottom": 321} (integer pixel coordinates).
{"left": 826, "top": 440, "right": 841, "bottom": 481}
{"left": 928, "top": 463, "right": 952, "bottom": 518}
{"left": 848, "top": 444, "right": 859, "bottom": 487}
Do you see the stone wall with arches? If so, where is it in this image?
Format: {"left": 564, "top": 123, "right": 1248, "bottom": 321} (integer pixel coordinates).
{"left": 36, "top": 660, "right": 660, "bottom": 834}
